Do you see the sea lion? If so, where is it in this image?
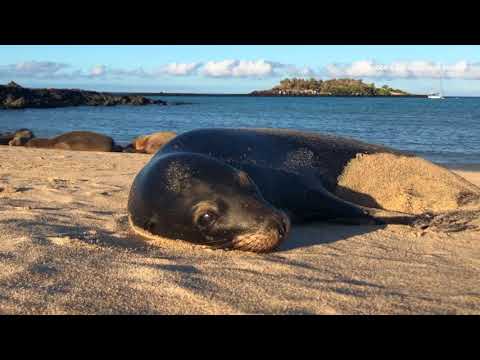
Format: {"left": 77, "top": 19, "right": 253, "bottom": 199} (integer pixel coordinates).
{"left": 128, "top": 131, "right": 177, "bottom": 154}
{"left": 0, "top": 128, "right": 34, "bottom": 146}
{"left": 128, "top": 128, "right": 480, "bottom": 253}
{"left": 8, "top": 128, "right": 35, "bottom": 146}
{"left": 25, "top": 131, "right": 122, "bottom": 152}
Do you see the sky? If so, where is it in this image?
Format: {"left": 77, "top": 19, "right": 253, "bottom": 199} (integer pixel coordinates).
{"left": 1, "top": 45, "right": 480, "bottom": 95}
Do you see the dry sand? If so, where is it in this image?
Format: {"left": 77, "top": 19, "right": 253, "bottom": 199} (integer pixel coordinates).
{"left": 0, "top": 146, "right": 479, "bottom": 314}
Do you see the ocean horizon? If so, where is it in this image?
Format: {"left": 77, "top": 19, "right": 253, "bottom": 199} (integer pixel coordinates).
{"left": 1, "top": 95, "right": 479, "bottom": 165}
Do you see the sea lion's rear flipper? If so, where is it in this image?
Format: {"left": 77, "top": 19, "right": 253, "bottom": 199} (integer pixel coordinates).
{"left": 348, "top": 207, "right": 480, "bottom": 232}
{"left": 411, "top": 209, "right": 480, "bottom": 232}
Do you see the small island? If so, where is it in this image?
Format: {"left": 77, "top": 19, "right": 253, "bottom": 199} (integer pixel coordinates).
{"left": 0, "top": 81, "right": 167, "bottom": 109}
{"left": 250, "top": 78, "right": 426, "bottom": 97}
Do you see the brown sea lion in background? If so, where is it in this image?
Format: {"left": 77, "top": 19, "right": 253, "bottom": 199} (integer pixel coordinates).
{"left": 126, "top": 131, "right": 177, "bottom": 154}
{"left": 8, "top": 129, "right": 35, "bottom": 146}
{"left": 25, "top": 131, "right": 122, "bottom": 152}
{"left": 0, "top": 128, "right": 34, "bottom": 146}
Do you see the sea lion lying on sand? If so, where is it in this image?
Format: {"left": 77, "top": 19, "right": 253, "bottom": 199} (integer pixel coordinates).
{"left": 25, "top": 131, "right": 122, "bottom": 152}
{"left": 125, "top": 131, "right": 177, "bottom": 154}
{"left": 8, "top": 129, "right": 35, "bottom": 146}
{"left": 128, "top": 128, "right": 480, "bottom": 253}
{"left": 0, "top": 128, "right": 34, "bottom": 146}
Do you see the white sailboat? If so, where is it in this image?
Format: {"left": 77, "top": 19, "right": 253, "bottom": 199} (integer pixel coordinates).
{"left": 428, "top": 65, "right": 445, "bottom": 99}
{"left": 428, "top": 93, "right": 444, "bottom": 99}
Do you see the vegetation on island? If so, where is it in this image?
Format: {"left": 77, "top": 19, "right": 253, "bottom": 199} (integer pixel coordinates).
{"left": 251, "top": 78, "right": 414, "bottom": 97}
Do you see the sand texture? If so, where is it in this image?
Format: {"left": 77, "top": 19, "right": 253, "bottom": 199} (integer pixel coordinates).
{"left": 0, "top": 146, "right": 479, "bottom": 314}
{"left": 336, "top": 153, "right": 480, "bottom": 214}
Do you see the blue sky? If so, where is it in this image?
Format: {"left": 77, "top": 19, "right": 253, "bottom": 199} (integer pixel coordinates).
{"left": 1, "top": 45, "right": 480, "bottom": 95}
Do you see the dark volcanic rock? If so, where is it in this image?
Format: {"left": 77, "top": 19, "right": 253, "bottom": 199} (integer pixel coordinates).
{"left": 7, "top": 81, "right": 22, "bottom": 88}
{"left": 0, "top": 82, "right": 168, "bottom": 109}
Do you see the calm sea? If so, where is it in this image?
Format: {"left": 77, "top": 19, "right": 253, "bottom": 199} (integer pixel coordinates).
{"left": 1, "top": 96, "right": 479, "bottom": 165}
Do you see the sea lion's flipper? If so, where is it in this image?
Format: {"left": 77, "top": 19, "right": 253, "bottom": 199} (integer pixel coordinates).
{"left": 410, "top": 209, "right": 480, "bottom": 232}
{"left": 235, "top": 162, "right": 392, "bottom": 224}
{"left": 324, "top": 198, "right": 480, "bottom": 232}
{"left": 230, "top": 161, "right": 478, "bottom": 229}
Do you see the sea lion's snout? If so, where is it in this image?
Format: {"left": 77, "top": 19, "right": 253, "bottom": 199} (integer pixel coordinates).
{"left": 231, "top": 208, "right": 291, "bottom": 253}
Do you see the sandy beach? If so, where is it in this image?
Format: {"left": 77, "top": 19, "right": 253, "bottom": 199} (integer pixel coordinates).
{"left": 0, "top": 145, "right": 479, "bottom": 314}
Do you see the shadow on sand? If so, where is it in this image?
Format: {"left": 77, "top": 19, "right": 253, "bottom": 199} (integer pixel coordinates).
{"left": 279, "top": 222, "right": 386, "bottom": 251}
{"left": 0, "top": 211, "right": 387, "bottom": 254}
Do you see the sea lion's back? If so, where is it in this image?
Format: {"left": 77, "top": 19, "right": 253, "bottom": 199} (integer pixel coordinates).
{"left": 160, "top": 128, "right": 405, "bottom": 189}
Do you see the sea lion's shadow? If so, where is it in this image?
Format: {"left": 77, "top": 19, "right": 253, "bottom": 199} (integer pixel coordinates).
{"left": 104, "top": 214, "right": 386, "bottom": 253}
{"left": 279, "top": 223, "right": 386, "bottom": 251}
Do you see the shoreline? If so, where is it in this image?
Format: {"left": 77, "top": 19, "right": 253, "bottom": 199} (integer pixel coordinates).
{"left": 439, "top": 163, "right": 480, "bottom": 172}
{"left": 111, "top": 92, "right": 429, "bottom": 98}
{"left": 1, "top": 144, "right": 478, "bottom": 172}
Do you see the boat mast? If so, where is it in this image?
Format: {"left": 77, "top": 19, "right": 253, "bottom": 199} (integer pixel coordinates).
{"left": 439, "top": 64, "right": 444, "bottom": 97}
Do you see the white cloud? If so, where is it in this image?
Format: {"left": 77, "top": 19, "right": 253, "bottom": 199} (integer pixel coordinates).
{"left": 5, "top": 58, "right": 480, "bottom": 84}
{"left": 14, "top": 61, "right": 69, "bottom": 75}
{"left": 274, "top": 63, "right": 317, "bottom": 77}
{"left": 0, "top": 59, "right": 315, "bottom": 81}
{"left": 231, "top": 60, "right": 274, "bottom": 77}
{"left": 200, "top": 59, "right": 316, "bottom": 78}
{"left": 90, "top": 65, "right": 107, "bottom": 77}
{"left": 325, "top": 60, "right": 480, "bottom": 80}
{"left": 202, "top": 60, "right": 238, "bottom": 77}
{"left": 0, "top": 61, "right": 71, "bottom": 79}
{"left": 162, "top": 62, "right": 200, "bottom": 76}
{"left": 202, "top": 59, "right": 275, "bottom": 78}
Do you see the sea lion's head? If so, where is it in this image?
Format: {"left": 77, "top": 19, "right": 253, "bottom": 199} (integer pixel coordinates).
{"left": 128, "top": 152, "right": 290, "bottom": 252}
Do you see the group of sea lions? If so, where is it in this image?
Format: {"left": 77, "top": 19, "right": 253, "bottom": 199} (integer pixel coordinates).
{"left": 0, "top": 128, "right": 176, "bottom": 154}
{"left": 2, "top": 127, "right": 479, "bottom": 253}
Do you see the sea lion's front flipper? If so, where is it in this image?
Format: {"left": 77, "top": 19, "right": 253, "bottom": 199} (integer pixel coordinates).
{"left": 236, "top": 162, "right": 407, "bottom": 225}
{"left": 289, "top": 172, "right": 437, "bottom": 226}
{"left": 233, "top": 162, "right": 469, "bottom": 228}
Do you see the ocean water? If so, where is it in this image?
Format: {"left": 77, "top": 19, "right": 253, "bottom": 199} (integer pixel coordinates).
{"left": 1, "top": 96, "right": 479, "bottom": 164}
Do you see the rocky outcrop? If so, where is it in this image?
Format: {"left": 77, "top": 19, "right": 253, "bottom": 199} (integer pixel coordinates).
{"left": 0, "top": 82, "right": 167, "bottom": 109}
{"left": 250, "top": 78, "right": 424, "bottom": 97}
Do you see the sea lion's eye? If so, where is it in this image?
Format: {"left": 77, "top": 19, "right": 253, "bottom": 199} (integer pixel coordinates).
{"left": 197, "top": 211, "right": 218, "bottom": 228}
